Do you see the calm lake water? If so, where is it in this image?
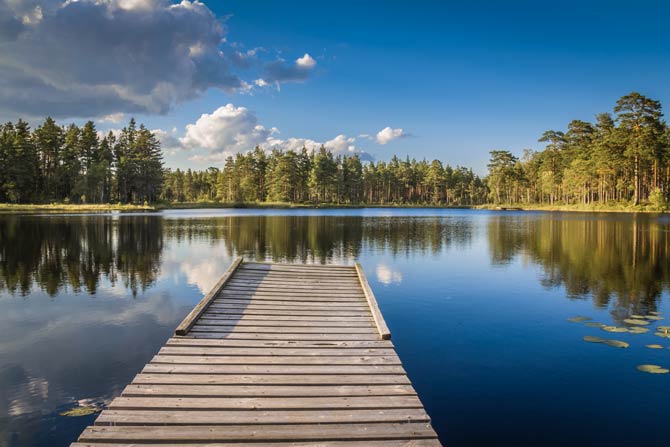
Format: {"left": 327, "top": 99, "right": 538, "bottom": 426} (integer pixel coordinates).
{"left": 1, "top": 208, "right": 670, "bottom": 446}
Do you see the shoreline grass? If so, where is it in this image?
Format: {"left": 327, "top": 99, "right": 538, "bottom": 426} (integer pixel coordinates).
{"left": 1, "top": 201, "right": 667, "bottom": 214}
{"left": 476, "top": 203, "right": 668, "bottom": 214}
{"left": 0, "top": 203, "right": 156, "bottom": 213}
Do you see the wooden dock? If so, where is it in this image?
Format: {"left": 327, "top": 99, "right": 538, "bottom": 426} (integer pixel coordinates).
{"left": 71, "top": 258, "right": 441, "bottom": 446}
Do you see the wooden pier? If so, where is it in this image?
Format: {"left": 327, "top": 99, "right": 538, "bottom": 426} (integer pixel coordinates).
{"left": 72, "top": 258, "right": 441, "bottom": 446}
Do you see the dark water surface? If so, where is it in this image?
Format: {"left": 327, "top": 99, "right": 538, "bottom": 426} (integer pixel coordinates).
{"left": 1, "top": 209, "right": 670, "bottom": 446}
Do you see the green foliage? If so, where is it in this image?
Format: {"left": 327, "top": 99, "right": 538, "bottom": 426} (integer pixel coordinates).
{"left": 162, "top": 147, "right": 487, "bottom": 205}
{"left": 486, "top": 92, "right": 670, "bottom": 207}
{"left": 0, "top": 117, "right": 163, "bottom": 204}
{"left": 649, "top": 188, "right": 668, "bottom": 211}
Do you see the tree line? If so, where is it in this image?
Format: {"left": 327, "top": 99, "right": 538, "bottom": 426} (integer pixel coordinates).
{"left": 162, "top": 147, "right": 487, "bottom": 205}
{"left": 3, "top": 91, "right": 668, "bottom": 208}
{"left": 0, "top": 117, "right": 163, "bottom": 204}
{"left": 487, "top": 92, "right": 670, "bottom": 207}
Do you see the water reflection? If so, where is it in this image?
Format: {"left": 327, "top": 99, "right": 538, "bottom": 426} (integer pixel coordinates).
{"left": 0, "top": 216, "right": 163, "bottom": 296}
{"left": 486, "top": 213, "right": 670, "bottom": 317}
{"left": 2, "top": 210, "right": 670, "bottom": 446}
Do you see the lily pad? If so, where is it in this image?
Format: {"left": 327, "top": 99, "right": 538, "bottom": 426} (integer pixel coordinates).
{"left": 627, "top": 327, "right": 650, "bottom": 334}
{"left": 656, "top": 326, "right": 670, "bottom": 332}
{"left": 583, "top": 336, "right": 605, "bottom": 343}
{"left": 637, "top": 364, "right": 670, "bottom": 374}
{"left": 567, "top": 316, "right": 592, "bottom": 323}
{"left": 583, "top": 336, "right": 628, "bottom": 348}
{"left": 624, "top": 318, "right": 650, "bottom": 326}
{"left": 59, "top": 405, "right": 100, "bottom": 417}
{"left": 631, "top": 315, "right": 647, "bottom": 319}
{"left": 603, "top": 339, "right": 629, "bottom": 348}
{"left": 602, "top": 325, "right": 628, "bottom": 333}
{"left": 654, "top": 332, "right": 670, "bottom": 339}
{"left": 646, "top": 344, "right": 664, "bottom": 349}
{"left": 649, "top": 311, "right": 661, "bottom": 315}
{"left": 583, "top": 322, "right": 605, "bottom": 328}
{"left": 645, "top": 315, "right": 664, "bottom": 321}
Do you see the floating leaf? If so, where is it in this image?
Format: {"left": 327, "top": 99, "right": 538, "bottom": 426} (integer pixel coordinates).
{"left": 583, "top": 322, "right": 605, "bottom": 328}
{"left": 656, "top": 326, "right": 670, "bottom": 332}
{"left": 583, "top": 335, "right": 605, "bottom": 343}
{"left": 624, "top": 318, "right": 650, "bottom": 326}
{"left": 646, "top": 344, "right": 664, "bottom": 349}
{"left": 631, "top": 315, "right": 647, "bottom": 319}
{"left": 603, "top": 339, "right": 629, "bottom": 348}
{"left": 59, "top": 406, "right": 100, "bottom": 417}
{"left": 645, "top": 316, "right": 664, "bottom": 321}
{"left": 583, "top": 336, "right": 628, "bottom": 348}
{"left": 649, "top": 311, "right": 661, "bottom": 315}
{"left": 628, "top": 327, "right": 649, "bottom": 334}
{"left": 568, "top": 316, "right": 592, "bottom": 323}
{"left": 654, "top": 332, "right": 670, "bottom": 339}
{"left": 637, "top": 364, "right": 670, "bottom": 374}
{"left": 602, "top": 326, "right": 628, "bottom": 333}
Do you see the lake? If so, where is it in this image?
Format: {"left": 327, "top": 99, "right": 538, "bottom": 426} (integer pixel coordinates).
{"left": 1, "top": 208, "right": 670, "bottom": 446}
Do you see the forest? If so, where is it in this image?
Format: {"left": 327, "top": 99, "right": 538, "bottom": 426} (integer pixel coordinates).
{"left": 162, "top": 147, "right": 487, "bottom": 205}
{"left": 0, "top": 118, "right": 163, "bottom": 204}
{"left": 0, "top": 92, "right": 667, "bottom": 208}
{"left": 487, "top": 92, "right": 670, "bottom": 208}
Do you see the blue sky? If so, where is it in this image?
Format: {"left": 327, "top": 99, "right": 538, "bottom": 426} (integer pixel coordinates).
{"left": 1, "top": 0, "right": 669, "bottom": 173}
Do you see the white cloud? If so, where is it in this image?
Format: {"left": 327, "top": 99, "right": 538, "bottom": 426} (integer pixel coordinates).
{"left": 180, "top": 104, "right": 275, "bottom": 152}
{"left": 375, "top": 126, "right": 408, "bottom": 145}
{"left": 99, "top": 112, "right": 125, "bottom": 123}
{"left": 0, "top": 1, "right": 317, "bottom": 118}
{"left": 296, "top": 53, "right": 317, "bottom": 69}
{"left": 170, "top": 103, "right": 372, "bottom": 163}
{"left": 258, "top": 52, "right": 317, "bottom": 85}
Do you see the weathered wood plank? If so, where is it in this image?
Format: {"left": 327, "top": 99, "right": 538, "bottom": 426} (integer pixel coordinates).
{"left": 205, "top": 312, "right": 372, "bottom": 319}
{"left": 189, "top": 325, "right": 378, "bottom": 334}
{"left": 78, "top": 423, "right": 438, "bottom": 442}
{"left": 211, "top": 299, "right": 369, "bottom": 307}
{"left": 149, "top": 355, "right": 401, "bottom": 365}
{"left": 142, "top": 364, "right": 406, "bottom": 375}
{"left": 209, "top": 301, "right": 370, "bottom": 309}
{"left": 165, "top": 338, "right": 395, "bottom": 349}
{"left": 158, "top": 347, "right": 395, "bottom": 356}
{"left": 229, "top": 275, "right": 362, "bottom": 285}
{"left": 216, "top": 296, "right": 366, "bottom": 303}
{"left": 184, "top": 332, "right": 383, "bottom": 341}
{"left": 355, "top": 262, "right": 392, "bottom": 340}
{"left": 196, "top": 319, "right": 373, "bottom": 327}
{"left": 108, "top": 395, "right": 424, "bottom": 411}
{"left": 131, "top": 373, "right": 412, "bottom": 385}
{"left": 200, "top": 313, "right": 373, "bottom": 322}
{"left": 174, "top": 257, "right": 242, "bottom": 336}
{"left": 226, "top": 280, "right": 363, "bottom": 289}
{"left": 242, "top": 262, "right": 356, "bottom": 271}
{"left": 95, "top": 408, "right": 428, "bottom": 425}
{"left": 220, "top": 293, "right": 365, "bottom": 299}
{"left": 74, "top": 441, "right": 441, "bottom": 447}
{"left": 122, "top": 384, "right": 416, "bottom": 397}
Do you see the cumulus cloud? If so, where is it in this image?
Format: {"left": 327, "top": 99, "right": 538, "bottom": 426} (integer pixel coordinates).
{"left": 375, "top": 127, "right": 409, "bottom": 145}
{"left": 172, "top": 103, "right": 371, "bottom": 163}
{"left": 0, "top": 0, "right": 316, "bottom": 118}
{"left": 180, "top": 104, "right": 277, "bottom": 152}
{"left": 258, "top": 53, "right": 317, "bottom": 85}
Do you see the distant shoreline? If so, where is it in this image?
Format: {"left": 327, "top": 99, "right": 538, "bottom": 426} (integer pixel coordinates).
{"left": 0, "top": 202, "right": 667, "bottom": 214}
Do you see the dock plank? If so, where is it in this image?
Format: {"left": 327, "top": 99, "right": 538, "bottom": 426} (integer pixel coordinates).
{"left": 71, "top": 260, "right": 440, "bottom": 446}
